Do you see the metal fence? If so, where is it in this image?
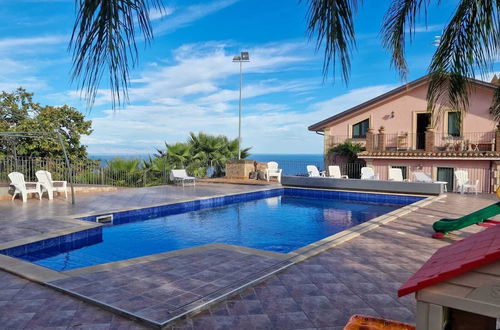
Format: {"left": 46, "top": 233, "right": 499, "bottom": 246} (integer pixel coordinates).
{"left": 273, "top": 159, "right": 365, "bottom": 179}
{"left": 0, "top": 157, "right": 168, "bottom": 188}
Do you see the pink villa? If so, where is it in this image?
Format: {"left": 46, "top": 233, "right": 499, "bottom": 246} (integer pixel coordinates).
{"left": 308, "top": 75, "right": 500, "bottom": 193}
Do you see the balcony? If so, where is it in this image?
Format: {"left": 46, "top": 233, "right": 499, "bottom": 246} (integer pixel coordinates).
{"left": 326, "top": 131, "right": 498, "bottom": 155}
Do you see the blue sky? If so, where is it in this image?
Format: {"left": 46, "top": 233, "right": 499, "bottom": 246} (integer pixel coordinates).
{"left": 0, "top": 0, "right": 497, "bottom": 155}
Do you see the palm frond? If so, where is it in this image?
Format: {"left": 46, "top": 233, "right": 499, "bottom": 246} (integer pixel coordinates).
{"left": 427, "top": 0, "right": 499, "bottom": 121}
{"left": 304, "top": 0, "right": 360, "bottom": 82}
{"left": 490, "top": 85, "right": 500, "bottom": 121}
{"left": 381, "top": 0, "right": 430, "bottom": 79}
{"left": 70, "top": 0, "right": 164, "bottom": 109}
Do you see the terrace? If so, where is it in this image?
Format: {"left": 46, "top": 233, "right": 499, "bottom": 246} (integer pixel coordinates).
{"left": 0, "top": 183, "right": 497, "bottom": 329}
{"left": 326, "top": 130, "right": 500, "bottom": 156}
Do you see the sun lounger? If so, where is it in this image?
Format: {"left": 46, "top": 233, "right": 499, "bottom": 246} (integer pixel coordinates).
{"left": 170, "top": 169, "right": 196, "bottom": 187}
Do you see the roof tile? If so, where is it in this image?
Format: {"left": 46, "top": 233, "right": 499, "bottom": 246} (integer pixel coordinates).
{"left": 398, "top": 225, "right": 500, "bottom": 297}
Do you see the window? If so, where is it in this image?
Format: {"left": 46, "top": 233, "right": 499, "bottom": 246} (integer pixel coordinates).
{"left": 448, "top": 112, "right": 461, "bottom": 137}
{"left": 352, "top": 119, "right": 369, "bottom": 138}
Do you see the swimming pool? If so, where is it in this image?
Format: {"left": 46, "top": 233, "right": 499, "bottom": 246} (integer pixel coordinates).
{"left": 4, "top": 189, "right": 423, "bottom": 271}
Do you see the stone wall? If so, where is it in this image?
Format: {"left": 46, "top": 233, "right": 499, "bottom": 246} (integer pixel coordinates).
{"left": 225, "top": 160, "right": 268, "bottom": 180}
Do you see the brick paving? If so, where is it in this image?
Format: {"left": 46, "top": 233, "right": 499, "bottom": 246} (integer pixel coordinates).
{"left": 0, "top": 188, "right": 497, "bottom": 329}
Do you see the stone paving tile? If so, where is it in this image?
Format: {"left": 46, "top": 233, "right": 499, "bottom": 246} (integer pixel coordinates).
{"left": 0, "top": 191, "right": 497, "bottom": 329}
{"left": 49, "top": 248, "right": 286, "bottom": 325}
{"left": 0, "top": 270, "right": 148, "bottom": 329}
{"left": 169, "top": 193, "right": 494, "bottom": 329}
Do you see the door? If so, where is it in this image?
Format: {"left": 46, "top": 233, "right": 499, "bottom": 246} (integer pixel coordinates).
{"left": 416, "top": 113, "right": 430, "bottom": 150}
{"left": 437, "top": 167, "right": 454, "bottom": 192}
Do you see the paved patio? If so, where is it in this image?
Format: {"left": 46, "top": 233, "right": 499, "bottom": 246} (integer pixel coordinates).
{"left": 50, "top": 246, "right": 289, "bottom": 327}
{"left": 0, "top": 185, "right": 497, "bottom": 329}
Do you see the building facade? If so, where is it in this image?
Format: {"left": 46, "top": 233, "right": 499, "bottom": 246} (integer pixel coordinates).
{"left": 308, "top": 76, "right": 500, "bottom": 193}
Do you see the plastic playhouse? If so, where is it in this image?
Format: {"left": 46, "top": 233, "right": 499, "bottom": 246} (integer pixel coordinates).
{"left": 398, "top": 225, "right": 500, "bottom": 329}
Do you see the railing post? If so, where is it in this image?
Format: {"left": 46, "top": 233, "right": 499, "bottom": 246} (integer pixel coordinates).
{"left": 365, "top": 128, "right": 374, "bottom": 152}
{"left": 377, "top": 128, "right": 385, "bottom": 151}
{"left": 495, "top": 125, "right": 500, "bottom": 152}
{"left": 425, "top": 127, "right": 435, "bottom": 152}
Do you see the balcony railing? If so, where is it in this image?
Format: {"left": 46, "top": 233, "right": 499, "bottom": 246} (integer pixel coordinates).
{"left": 325, "top": 135, "right": 366, "bottom": 151}
{"left": 327, "top": 131, "right": 497, "bottom": 153}
{"left": 433, "top": 132, "right": 496, "bottom": 152}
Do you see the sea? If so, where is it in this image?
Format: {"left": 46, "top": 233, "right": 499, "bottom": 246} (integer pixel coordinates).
{"left": 90, "top": 154, "right": 324, "bottom": 176}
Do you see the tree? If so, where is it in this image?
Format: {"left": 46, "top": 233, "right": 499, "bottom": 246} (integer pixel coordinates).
{"left": 0, "top": 88, "right": 93, "bottom": 160}
{"left": 187, "top": 132, "right": 251, "bottom": 177}
{"left": 154, "top": 132, "right": 251, "bottom": 178}
{"left": 105, "top": 157, "right": 143, "bottom": 186}
{"left": 328, "top": 141, "right": 365, "bottom": 163}
{"left": 328, "top": 141, "right": 366, "bottom": 178}
{"left": 72, "top": 0, "right": 499, "bottom": 120}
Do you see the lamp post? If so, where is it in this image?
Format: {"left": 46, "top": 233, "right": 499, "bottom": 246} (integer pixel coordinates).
{"left": 232, "top": 51, "right": 250, "bottom": 160}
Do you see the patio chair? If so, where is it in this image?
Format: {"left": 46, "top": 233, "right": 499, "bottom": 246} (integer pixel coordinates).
{"left": 36, "top": 170, "right": 68, "bottom": 200}
{"left": 307, "top": 165, "right": 325, "bottom": 177}
{"left": 412, "top": 172, "right": 433, "bottom": 183}
{"left": 170, "top": 169, "right": 196, "bottom": 187}
{"left": 8, "top": 172, "right": 42, "bottom": 202}
{"left": 454, "top": 170, "right": 479, "bottom": 194}
{"left": 328, "top": 165, "right": 348, "bottom": 179}
{"left": 388, "top": 168, "right": 407, "bottom": 182}
{"left": 412, "top": 172, "right": 448, "bottom": 193}
{"left": 360, "top": 167, "right": 378, "bottom": 180}
{"left": 265, "top": 161, "right": 282, "bottom": 183}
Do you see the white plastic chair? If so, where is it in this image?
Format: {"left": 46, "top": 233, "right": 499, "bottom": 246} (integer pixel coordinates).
{"left": 36, "top": 170, "right": 68, "bottom": 200}
{"left": 307, "top": 165, "right": 325, "bottom": 177}
{"left": 388, "top": 168, "right": 407, "bottom": 182}
{"left": 361, "top": 167, "right": 378, "bottom": 180}
{"left": 8, "top": 172, "right": 41, "bottom": 202}
{"left": 170, "top": 169, "right": 196, "bottom": 187}
{"left": 266, "top": 161, "right": 282, "bottom": 183}
{"left": 328, "top": 165, "right": 348, "bottom": 179}
{"left": 454, "top": 170, "right": 479, "bottom": 194}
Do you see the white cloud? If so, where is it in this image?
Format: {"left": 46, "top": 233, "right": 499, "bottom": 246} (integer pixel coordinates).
{"left": 407, "top": 24, "right": 443, "bottom": 33}
{"left": 149, "top": 7, "right": 175, "bottom": 21}
{"left": 247, "top": 103, "right": 289, "bottom": 112}
{"left": 66, "top": 40, "right": 397, "bottom": 155}
{"left": 154, "top": 0, "right": 239, "bottom": 35}
{"left": 310, "top": 84, "right": 398, "bottom": 114}
{"left": 83, "top": 84, "right": 397, "bottom": 155}
{"left": 0, "top": 35, "right": 67, "bottom": 51}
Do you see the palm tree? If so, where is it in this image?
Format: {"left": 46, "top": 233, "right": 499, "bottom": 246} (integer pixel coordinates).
{"left": 71, "top": 0, "right": 499, "bottom": 119}
{"left": 142, "top": 155, "right": 170, "bottom": 186}
{"left": 105, "top": 157, "right": 143, "bottom": 186}
{"left": 164, "top": 142, "right": 191, "bottom": 169}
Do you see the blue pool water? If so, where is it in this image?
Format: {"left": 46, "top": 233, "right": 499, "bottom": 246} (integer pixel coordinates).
{"left": 12, "top": 189, "right": 421, "bottom": 271}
